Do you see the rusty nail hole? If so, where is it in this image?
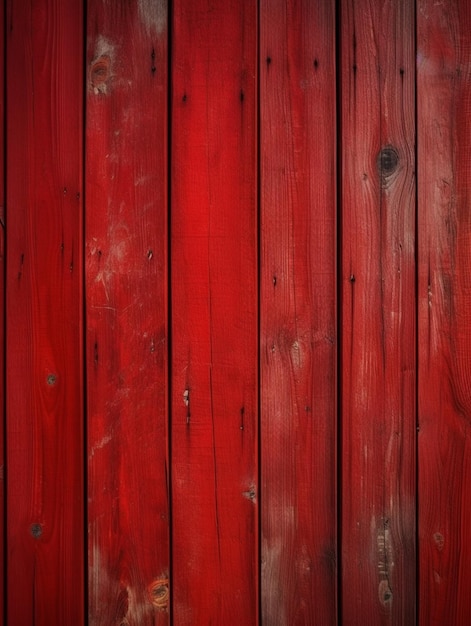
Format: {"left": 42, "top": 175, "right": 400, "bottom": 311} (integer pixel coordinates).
{"left": 148, "top": 578, "right": 169, "bottom": 610}
{"left": 47, "top": 373, "right": 57, "bottom": 386}
{"left": 30, "top": 523, "right": 42, "bottom": 538}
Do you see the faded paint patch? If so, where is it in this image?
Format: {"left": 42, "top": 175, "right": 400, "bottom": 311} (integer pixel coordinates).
{"left": 376, "top": 520, "right": 394, "bottom": 608}
{"left": 138, "top": 0, "right": 167, "bottom": 35}
{"left": 89, "top": 433, "right": 113, "bottom": 458}
{"left": 90, "top": 544, "right": 167, "bottom": 622}
{"left": 89, "top": 36, "right": 116, "bottom": 95}
{"left": 261, "top": 539, "right": 287, "bottom": 625}
{"left": 126, "top": 585, "right": 157, "bottom": 622}
{"left": 89, "top": 222, "right": 134, "bottom": 302}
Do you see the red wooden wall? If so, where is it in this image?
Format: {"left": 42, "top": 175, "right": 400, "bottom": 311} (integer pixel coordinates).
{"left": 3, "top": 1, "right": 471, "bottom": 624}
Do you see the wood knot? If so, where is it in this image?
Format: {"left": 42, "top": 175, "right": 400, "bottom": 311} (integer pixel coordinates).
{"left": 433, "top": 532, "right": 444, "bottom": 551}
{"left": 47, "top": 373, "right": 57, "bottom": 386}
{"left": 90, "top": 55, "right": 111, "bottom": 94}
{"left": 148, "top": 578, "right": 169, "bottom": 610}
{"left": 378, "top": 579, "right": 393, "bottom": 607}
{"left": 30, "top": 523, "right": 43, "bottom": 538}
{"left": 377, "top": 146, "right": 399, "bottom": 179}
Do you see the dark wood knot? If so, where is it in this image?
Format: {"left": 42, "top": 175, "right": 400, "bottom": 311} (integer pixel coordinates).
{"left": 378, "top": 146, "right": 399, "bottom": 177}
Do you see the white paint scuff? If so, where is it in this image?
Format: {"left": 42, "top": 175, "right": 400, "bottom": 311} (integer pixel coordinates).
{"left": 138, "top": 0, "right": 167, "bottom": 35}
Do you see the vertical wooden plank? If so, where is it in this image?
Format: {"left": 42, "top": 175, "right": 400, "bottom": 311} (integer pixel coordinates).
{"left": 417, "top": 1, "right": 471, "bottom": 623}
{"left": 340, "top": 0, "right": 416, "bottom": 623}
{"left": 259, "top": 1, "right": 337, "bottom": 624}
{"left": 85, "top": 1, "right": 169, "bottom": 624}
{"left": 6, "top": 0, "right": 84, "bottom": 623}
{"left": 171, "top": 1, "right": 258, "bottom": 623}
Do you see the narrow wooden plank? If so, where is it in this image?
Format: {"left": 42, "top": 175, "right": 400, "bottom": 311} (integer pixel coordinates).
{"left": 417, "top": 1, "right": 471, "bottom": 623}
{"left": 6, "top": 1, "right": 84, "bottom": 623}
{"left": 259, "top": 1, "right": 337, "bottom": 624}
{"left": 340, "top": 0, "right": 416, "bottom": 623}
{"left": 171, "top": 1, "right": 258, "bottom": 623}
{"left": 85, "top": 1, "right": 169, "bottom": 624}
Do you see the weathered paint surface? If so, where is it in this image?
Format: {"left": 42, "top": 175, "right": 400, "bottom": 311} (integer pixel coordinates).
{"left": 85, "top": 0, "right": 169, "bottom": 624}
{"left": 418, "top": 1, "right": 471, "bottom": 624}
{"left": 2, "top": 2, "right": 471, "bottom": 624}
{"left": 340, "top": 0, "right": 416, "bottom": 623}
{"left": 260, "top": 0, "right": 337, "bottom": 623}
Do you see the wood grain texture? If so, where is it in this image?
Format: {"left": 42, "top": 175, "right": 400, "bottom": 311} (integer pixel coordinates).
{"left": 340, "top": 0, "right": 416, "bottom": 623}
{"left": 6, "top": 1, "right": 84, "bottom": 623}
{"left": 259, "top": 1, "right": 337, "bottom": 624}
{"left": 170, "top": 1, "right": 258, "bottom": 623}
{"left": 85, "top": 1, "right": 169, "bottom": 624}
{"left": 417, "top": 1, "right": 471, "bottom": 623}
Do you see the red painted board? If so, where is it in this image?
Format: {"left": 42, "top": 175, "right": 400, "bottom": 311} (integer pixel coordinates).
{"left": 6, "top": 1, "right": 85, "bottom": 623}
{"left": 85, "top": 1, "right": 169, "bottom": 623}
{"left": 417, "top": 1, "right": 471, "bottom": 624}
{"left": 170, "top": 1, "right": 258, "bottom": 623}
{"left": 259, "top": 1, "right": 337, "bottom": 624}
{"left": 340, "top": 0, "right": 416, "bottom": 623}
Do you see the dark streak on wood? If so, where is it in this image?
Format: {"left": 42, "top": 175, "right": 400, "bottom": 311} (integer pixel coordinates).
{"left": 151, "top": 46, "right": 156, "bottom": 74}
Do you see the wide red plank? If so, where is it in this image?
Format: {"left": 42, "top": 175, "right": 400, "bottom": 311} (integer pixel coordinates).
{"left": 170, "top": 1, "right": 258, "bottom": 623}
{"left": 6, "top": 1, "right": 85, "bottom": 623}
{"left": 417, "top": 1, "right": 471, "bottom": 624}
{"left": 259, "top": 1, "right": 337, "bottom": 624}
{"left": 340, "top": 0, "right": 416, "bottom": 623}
{"left": 85, "top": 1, "right": 169, "bottom": 624}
